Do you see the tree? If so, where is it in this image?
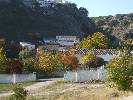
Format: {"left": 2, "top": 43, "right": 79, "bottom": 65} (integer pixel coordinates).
{"left": 8, "top": 59, "right": 23, "bottom": 74}
{"left": 76, "top": 32, "right": 109, "bottom": 49}
{"left": 19, "top": 48, "right": 36, "bottom": 73}
{"left": 81, "top": 52, "right": 104, "bottom": 68}
{"left": 19, "top": 48, "right": 30, "bottom": 60}
{"left": 107, "top": 51, "right": 133, "bottom": 90}
{"left": 0, "top": 1, "right": 95, "bottom": 40}
{"left": 61, "top": 52, "right": 79, "bottom": 71}
{"left": 36, "top": 51, "right": 63, "bottom": 73}
{"left": 21, "top": 57, "right": 35, "bottom": 73}
{"left": 0, "top": 48, "right": 8, "bottom": 73}
{"left": 79, "top": 7, "right": 88, "bottom": 17}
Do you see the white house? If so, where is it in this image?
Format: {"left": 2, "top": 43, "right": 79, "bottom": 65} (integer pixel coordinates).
{"left": 36, "top": 0, "right": 63, "bottom": 7}
{"left": 56, "top": 36, "right": 80, "bottom": 47}
{"left": 43, "top": 38, "right": 57, "bottom": 44}
{"left": 20, "top": 42, "right": 35, "bottom": 51}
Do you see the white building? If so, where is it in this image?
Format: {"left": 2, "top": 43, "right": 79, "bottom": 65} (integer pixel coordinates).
{"left": 56, "top": 36, "right": 80, "bottom": 47}
{"left": 36, "top": 0, "right": 63, "bottom": 7}
{"left": 20, "top": 42, "right": 35, "bottom": 51}
{"left": 43, "top": 38, "right": 57, "bottom": 44}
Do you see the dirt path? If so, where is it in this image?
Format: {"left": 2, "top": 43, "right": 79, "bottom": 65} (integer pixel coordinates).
{"left": 30, "top": 83, "right": 105, "bottom": 97}
{"left": 121, "top": 96, "right": 133, "bottom": 100}
{"left": 0, "top": 78, "right": 62, "bottom": 98}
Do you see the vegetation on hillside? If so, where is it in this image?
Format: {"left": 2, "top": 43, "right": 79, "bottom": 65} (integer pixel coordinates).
{"left": 0, "top": 0, "right": 95, "bottom": 41}
{"left": 92, "top": 13, "right": 133, "bottom": 41}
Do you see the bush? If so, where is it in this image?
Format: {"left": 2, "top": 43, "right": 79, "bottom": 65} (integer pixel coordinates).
{"left": 22, "top": 57, "right": 35, "bottom": 73}
{"left": 81, "top": 52, "right": 104, "bottom": 68}
{"left": 107, "top": 51, "right": 133, "bottom": 90}
{"left": 10, "top": 84, "right": 28, "bottom": 100}
{"left": 19, "top": 48, "right": 36, "bottom": 73}
{"left": 61, "top": 52, "right": 79, "bottom": 71}
{"left": 0, "top": 48, "right": 8, "bottom": 74}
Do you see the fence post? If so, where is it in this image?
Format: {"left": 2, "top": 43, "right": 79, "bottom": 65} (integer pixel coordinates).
{"left": 97, "top": 70, "right": 100, "bottom": 80}
{"left": 75, "top": 70, "right": 78, "bottom": 82}
{"left": 33, "top": 72, "right": 37, "bottom": 80}
{"left": 13, "top": 73, "right": 16, "bottom": 84}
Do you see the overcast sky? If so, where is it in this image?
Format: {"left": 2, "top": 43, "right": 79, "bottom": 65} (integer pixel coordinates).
{"left": 70, "top": 0, "right": 133, "bottom": 17}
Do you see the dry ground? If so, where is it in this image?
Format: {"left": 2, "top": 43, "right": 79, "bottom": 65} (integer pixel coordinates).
{"left": 1, "top": 81, "right": 133, "bottom": 100}
{"left": 27, "top": 81, "right": 133, "bottom": 100}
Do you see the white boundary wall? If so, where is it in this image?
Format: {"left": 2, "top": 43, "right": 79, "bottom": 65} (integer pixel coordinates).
{"left": 64, "top": 68, "right": 107, "bottom": 82}
{"left": 0, "top": 73, "right": 36, "bottom": 83}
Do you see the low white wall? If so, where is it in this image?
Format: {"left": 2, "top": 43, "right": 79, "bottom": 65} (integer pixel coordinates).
{"left": 0, "top": 73, "right": 36, "bottom": 83}
{"left": 64, "top": 68, "right": 107, "bottom": 82}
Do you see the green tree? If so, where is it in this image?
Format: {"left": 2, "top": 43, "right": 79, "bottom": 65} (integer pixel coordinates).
{"left": 21, "top": 57, "right": 35, "bottom": 73}
{"left": 76, "top": 32, "right": 109, "bottom": 49}
{"left": 19, "top": 48, "right": 31, "bottom": 60}
{"left": 79, "top": 7, "right": 88, "bottom": 17}
{"left": 19, "top": 48, "right": 36, "bottom": 73}
{"left": 107, "top": 51, "right": 133, "bottom": 90}
{"left": 0, "top": 48, "right": 8, "bottom": 73}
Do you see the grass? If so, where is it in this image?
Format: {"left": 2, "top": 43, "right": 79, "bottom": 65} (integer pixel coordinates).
{"left": 0, "top": 81, "right": 36, "bottom": 93}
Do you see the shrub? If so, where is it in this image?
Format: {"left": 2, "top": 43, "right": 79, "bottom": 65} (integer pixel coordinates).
{"left": 81, "top": 52, "right": 104, "bottom": 68}
{"left": 22, "top": 57, "right": 35, "bottom": 73}
{"left": 61, "top": 52, "right": 79, "bottom": 71}
{"left": 107, "top": 51, "right": 133, "bottom": 90}
{"left": 0, "top": 48, "right": 8, "bottom": 73}
{"left": 10, "top": 84, "right": 28, "bottom": 100}
{"left": 19, "top": 48, "right": 36, "bottom": 73}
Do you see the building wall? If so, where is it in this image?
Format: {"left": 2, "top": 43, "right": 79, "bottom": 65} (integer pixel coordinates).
{"left": 64, "top": 67, "right": 107, "bottom": 82}
{"left": 56, "top": 36, "right": 79, "bottom": 46}
{"left": 37, "top": 0, "right": 63, "bottom": 7}
{"left": 20, "top": 42, "right": 35, "bottom": 51}
{"left": 0, "top": 73, "right": 36, "bottom": 83}
{"left": 58, "top": 41, "right": 75, "bottom": 46}
{"left": 75, "top": 53, "right": 117, "bottom": 64}
{"left": 44, "top": 44, "right": 60, "bottom": 51}
{"left": 56, "top": 36, "right": 78, "bottom": 41}
{"left": 97, "top": 54, "right": 116, "bottom": 62}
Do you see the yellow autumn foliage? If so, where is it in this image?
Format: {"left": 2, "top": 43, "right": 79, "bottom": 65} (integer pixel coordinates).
{"left": 76, "top": 32, "right": 109, "bottom": 49}
{"left": 36, "top": 51, "right": 63, "bottom": 73}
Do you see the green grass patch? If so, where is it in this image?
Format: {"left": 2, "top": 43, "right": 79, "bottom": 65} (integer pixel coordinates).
{"left": 0, "top": 82, "right": 36, "bottom": 93}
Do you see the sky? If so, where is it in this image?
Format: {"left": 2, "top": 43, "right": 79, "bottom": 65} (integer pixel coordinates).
{"left": 70, "top": 0, "right": 133, "bottom": 17}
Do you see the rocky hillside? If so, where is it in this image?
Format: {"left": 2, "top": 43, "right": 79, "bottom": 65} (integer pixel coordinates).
{"left": 92, "top": 14, "right": 133, "bottom": 41}
{"left": 0, "top": 0, "right": 96, "bottom": 41}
